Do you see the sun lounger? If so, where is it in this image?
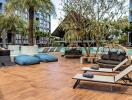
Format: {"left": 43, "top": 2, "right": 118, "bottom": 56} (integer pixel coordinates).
{"left": 43, "top": 47, "right": 50, "bottom": 53}
{"left": 82, "top": 58, "right": 128, "bottom": 73}
{"left": 0, "top": 56, "right": 16, "bottom": 66}
{"left": 54, "top": 47, "right": 62, "bottom": 52}
{"left": 48, "top": 47, "right": 56, "bottom": 52}
{"left": 54, "top": 47, "right": 57, "bottom": 52}
{"left": 73, "top": 64, "right": 132, "bottom": 89}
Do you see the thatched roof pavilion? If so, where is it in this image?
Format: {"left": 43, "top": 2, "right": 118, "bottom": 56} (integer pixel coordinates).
{"left": 51, "top": 11, "right": 83, "bottom": 38}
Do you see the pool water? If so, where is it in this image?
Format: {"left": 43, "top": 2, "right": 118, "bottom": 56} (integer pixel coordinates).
{"left": 60, "top": 47, "right": 132, "bottom": 55}
{"left": 128, "top": 49, "right": 132, "bottom": 55}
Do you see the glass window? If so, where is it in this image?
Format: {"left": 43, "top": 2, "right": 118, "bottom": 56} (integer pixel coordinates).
{"left": 0, "top": 3, "right": 2, "bottom": 11}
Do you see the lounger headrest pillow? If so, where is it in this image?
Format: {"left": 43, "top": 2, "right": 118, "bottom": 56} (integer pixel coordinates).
{"left": 83, "top": 72, "right": 94, "bottom": 78}
{"left": 90, "top": 66, "right": 99, "bottom": 70}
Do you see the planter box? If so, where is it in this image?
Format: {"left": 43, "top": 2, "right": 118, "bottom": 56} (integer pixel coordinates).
{"left": 21, "top": 45, "right": 38, "bottom": 55}
{"left": 80, "top": 56, "right": 98, "bottom": 64}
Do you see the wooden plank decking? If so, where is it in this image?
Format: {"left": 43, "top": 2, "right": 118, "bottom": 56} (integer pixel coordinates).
{"left": 0, "top": 53, "right": 132, "bottom": 100}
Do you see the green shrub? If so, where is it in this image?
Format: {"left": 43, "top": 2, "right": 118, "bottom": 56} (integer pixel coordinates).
{"left": 119, "top": 34, "right": 128, "bottom": 45}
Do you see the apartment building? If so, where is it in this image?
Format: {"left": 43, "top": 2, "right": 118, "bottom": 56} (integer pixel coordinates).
{"left": 0, "top": 0, "right": 51, "bottom": 46}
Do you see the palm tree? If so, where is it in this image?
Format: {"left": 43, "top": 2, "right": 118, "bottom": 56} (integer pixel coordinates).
{"left": 7, "top": 0, "right": 55, "bottom": 46}
{"left": 0, "top": 14, "right": 27, "bottom": 45}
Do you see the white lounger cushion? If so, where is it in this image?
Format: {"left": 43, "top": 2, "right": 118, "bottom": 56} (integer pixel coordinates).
{"left": 73, "top": 74, "right": 114, "bottom": 83}
{"left": 82, "top": 67, "right": 113, "bottom": 72}
{"left": 81, "top": 58, "right": 128, "bottom": 73}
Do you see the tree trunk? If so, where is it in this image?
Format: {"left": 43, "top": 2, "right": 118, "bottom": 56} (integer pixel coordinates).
{"left": 28, "top": 6, "right": 34, "bottom": 46}
{"left": 95, "top": 22, "right": 100, "bottom": 57}
{"left": 48, "top": 36, "right": 51, "bottom": 46}
{"left": 82, "top": 39, "right": 89, "bottom": 57}
{"left": 95, "top": 39, "right": 99, "bottom": 57}
{"left": 83, "top": 43, "right": 89, "bottom": 57}
{"left": 21, "top": 35, "right": 24, "bottom": 46}
{"left": 12, "top": 32, "right": 16, "bottom": 45}
{"left": 2, "top": 30, "right": 6, "bottom": 48}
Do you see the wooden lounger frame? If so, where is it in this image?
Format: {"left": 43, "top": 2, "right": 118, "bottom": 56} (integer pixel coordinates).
{"left": 73, "top": 74, "right": 132, "bottom": 89}
{"left": 73, "top": 77, "right": 132, "bottom": 90}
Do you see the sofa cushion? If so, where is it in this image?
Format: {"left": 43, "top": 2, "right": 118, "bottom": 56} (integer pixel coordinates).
{"left": 118, "top": 55, "right": 126, "bottom": 61}
{"left": 110, "top": 53, "right": 119, "bottom": 61}
{"left": 108, "top": 51, "right": 112, "bottom": 56}
{"left": 34, "top": 53, "right": 58, "bottom": 62}
{"left": 98, "top": 59, "right": 120, "bottom": 65}
{"left": 119, "top": 52, "right": 126, "bottom": 56}
{"left": 101, "top": 54, "right": 110, "bottom": 60}
{"left": 108, "top": 51, "right": 117, "bottom": 55}
{"left": 15, "top": 55, "right": 40, "bottom": 65}
{"left": 0, "top": 50, "right": 10, "bottom": 56}
{"left": 65, "top": 49, "right": 82, "bottom": 55}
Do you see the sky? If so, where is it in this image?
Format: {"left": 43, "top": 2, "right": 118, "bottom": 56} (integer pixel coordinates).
{"left": 51, "top": 0, "right": 64, "bottom": 33}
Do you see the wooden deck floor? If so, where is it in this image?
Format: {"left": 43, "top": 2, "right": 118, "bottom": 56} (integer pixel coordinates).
{"left": 0, "top": 53, "right": 132, "bottom": 100}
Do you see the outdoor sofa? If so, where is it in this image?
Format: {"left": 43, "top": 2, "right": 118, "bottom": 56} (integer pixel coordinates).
{"left": 0, "top": 49, "right": 16, "bottom": 67}
{"left": 64, "top": 48, "right": 82, "bottom": 58}
{"left": 97, "top": 51, "right": 131, "bottom": 68}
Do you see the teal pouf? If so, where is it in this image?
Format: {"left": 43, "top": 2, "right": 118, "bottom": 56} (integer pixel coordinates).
{"left": 15, "top": 55, "right": 40, "bottom": 65}
{"left": 34, "top": 53, "right": 58, "bottom": 62}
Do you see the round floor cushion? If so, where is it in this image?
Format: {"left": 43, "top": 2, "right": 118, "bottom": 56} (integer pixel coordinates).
{"left": 15, "top": 55, "right": 40, "bottom": 65}
{"left": 34, "top": 53, "right": 58, "bottom": 62}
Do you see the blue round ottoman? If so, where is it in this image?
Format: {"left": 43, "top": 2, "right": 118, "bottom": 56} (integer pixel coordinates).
{"left": 15, "top": 55, "right": 40, "bottom": 65}
{"left": 34, "top": 53, "right": 58, "bottom": 62}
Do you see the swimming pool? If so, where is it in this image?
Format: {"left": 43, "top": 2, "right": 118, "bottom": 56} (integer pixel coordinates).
{"left": 60, "top": 47, "right": 132, "bottom": 55}
{"left": 128, "top": 49, "right": 132, "bottom": 55}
